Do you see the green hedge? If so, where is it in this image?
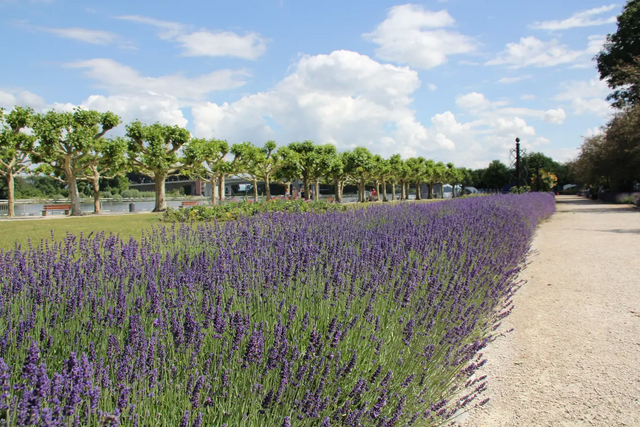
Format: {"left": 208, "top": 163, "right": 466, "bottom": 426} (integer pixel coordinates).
{"left": 163, "top": 199, "right": 347, "bottom": 221}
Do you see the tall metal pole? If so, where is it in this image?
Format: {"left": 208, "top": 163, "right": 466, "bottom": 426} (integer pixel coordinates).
{"left": 515, "top": 137, "right": 521, "bottom": 189}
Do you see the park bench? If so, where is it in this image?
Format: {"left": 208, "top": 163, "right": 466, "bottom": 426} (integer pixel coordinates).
{"left": 180, "top": 201, "right": 199, "bottom": 209}
{"left": 326, "top": 197, "right": 334, "bottom": 203}
{"left": 42, "top": 204, "right": 71, "bottom": 216}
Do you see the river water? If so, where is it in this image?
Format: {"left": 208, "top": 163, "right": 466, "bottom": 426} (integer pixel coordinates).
{"left": 1, "top": 195, "right": 418, "bottom": 216}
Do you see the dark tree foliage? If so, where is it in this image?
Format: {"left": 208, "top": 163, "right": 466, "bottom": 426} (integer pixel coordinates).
{"left": 573, "top": 104, "right": 640, "bottom": 191}
{"left": 595, "top": 0, "right": 640, "bottom": 109}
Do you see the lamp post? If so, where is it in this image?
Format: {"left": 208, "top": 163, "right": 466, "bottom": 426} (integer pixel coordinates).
{"left": 515, "top": 137, "right": 521, "bottom": 189}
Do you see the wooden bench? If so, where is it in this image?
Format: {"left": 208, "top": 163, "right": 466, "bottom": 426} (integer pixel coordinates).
{"left": 180, "top": 201, "right": 199, "bottom": 209}
{"left": 42, "top": 204, "right": 71, "bottom": 216}
{"left": 326, "top": 197, "right": 334, "bottom": 203}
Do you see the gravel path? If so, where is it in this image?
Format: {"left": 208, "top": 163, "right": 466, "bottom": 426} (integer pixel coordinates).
{"left": 463, "top": 195, "right": 640, "bottom": 427}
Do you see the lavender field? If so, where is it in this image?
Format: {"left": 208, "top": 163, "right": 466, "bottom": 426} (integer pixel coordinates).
{"left": 0, "top": 194, "right": 555, "bottom": 426}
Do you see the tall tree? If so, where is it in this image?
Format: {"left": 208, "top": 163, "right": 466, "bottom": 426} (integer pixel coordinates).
{"left": 423, "top": 159, "right": 436, "bottom": 199}
{"left": 83, "top": 137, "right": 127, "bottom": 213}
{"left": 254, "top": 141, "right": 285, "bottom": 201}
{"left": 283, "top": 140, "right": 319, "bottom": 200}
{"left": 458, "top": 167, "right": 473, "bottom": 195}
{"left": 0, "top": 107, "right": 36, "bottom": 217}
{"left": 184, "top": 138, "right": 229, "bottom": 205}
{"left": 325, "top": 151, "right": 349, "bottom": 202}
{"left": 372, "top": 155, "right": 392, "bottom": 202}
{"left": 33, "top": 108, "right": 120, "bottom": 216}
{"left": 125, "top": 121, "right": 190, "bottom": 212}
{"left": 388, "top": 154, "right": 405, "bottom": 201}
{"left": 406, "top": 157, "right": 426, "bottom": 200}
{"left": 231, "top": 141, "right": 262, "bottom": 202}
{"left": 482, "top": 160, "right": 510, "bottom": 191}
{"left": 310, "top": 144, "right": 338, "bottom": 200}
{"left": 344, "top": 147, "right": 374, "bottom": 203}
{"left": 273, "top": 153, "right": 300, "bottom": 198}
{"left": 595, "top": 0, "right": 640, "bottom": 109}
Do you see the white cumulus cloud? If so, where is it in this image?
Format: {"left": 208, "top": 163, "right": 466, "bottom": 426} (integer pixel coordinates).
{"left": 497, "top": 75, "right": 532, "bottom": 84}
{"left": 191, "top": 50, "right": 445, "bottom": 156}
{"left": 487, "top": 36, "right": 588, "bottom": 68}
{"left": 363, "top": 4, "right": 476, "bottom": 69}
{"left": 67, "top": 58, "right": 249, "bottom": 100}
{"left": 36, "top": 27, "right": 118, "bottom": 45}
{"left": 0, "top": 90, "right": 47, "bottom": 110}
{"left": 116, "top": 15, "right": 267, "bottom": 60}
{"left": 530, "top": 4, "right": 618, "bottom": 31}
{"left": 554, "top": 78, "right": 613, "bottom": 117}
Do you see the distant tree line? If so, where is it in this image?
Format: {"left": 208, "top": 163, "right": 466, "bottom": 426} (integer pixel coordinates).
{"left": 574, "top": 0, "right": 640, "bottom": 191}
{"left": 1, "top": 105, "right": 568, "bottom": 217}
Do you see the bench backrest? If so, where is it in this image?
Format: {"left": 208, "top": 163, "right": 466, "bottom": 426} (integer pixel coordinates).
{"left": 182, "top": 201, "right": 198, "bottom": 206}
{"left": 44, "top": 204, "right": 71, "bottom": 210}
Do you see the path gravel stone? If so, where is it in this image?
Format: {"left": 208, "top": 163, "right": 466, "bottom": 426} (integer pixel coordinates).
{"left": 464, "top": 195, "right": 640, "bottom": 426}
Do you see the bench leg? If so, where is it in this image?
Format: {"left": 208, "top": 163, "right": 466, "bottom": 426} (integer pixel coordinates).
{"left": 42, "top": 211, "right": 47, "bottom": 217}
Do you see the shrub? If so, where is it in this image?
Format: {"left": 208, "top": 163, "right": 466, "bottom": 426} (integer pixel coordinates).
{"left": 163, "top": 199, "right": 348, "bottom": 222}
{"left": 121, "top": 189, "right": 141, "bottom": 198}
{"left": 509, "top": 186, "right": 531, "bottom": 194}
{"left": 100, "top": 191, "right": 113, "bottom": 198}
{"left": 619, "top": 195, "right": 635, "bottom": 204}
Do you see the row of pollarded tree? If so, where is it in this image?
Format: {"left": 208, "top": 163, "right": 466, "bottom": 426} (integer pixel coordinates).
{"left": 0, "top": 106, "right": 472, "bottom": 217}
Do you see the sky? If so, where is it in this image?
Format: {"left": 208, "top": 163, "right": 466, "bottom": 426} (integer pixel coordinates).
{"left": 0, "top": 0, "right": 620, "bottom": 168}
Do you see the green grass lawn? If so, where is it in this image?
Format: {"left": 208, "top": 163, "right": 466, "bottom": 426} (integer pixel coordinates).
{"left": 0, "top": 199, "right": 447, "bottom": 251}
{"left": 0, "top": 213, "right": 163, "bottom": 251}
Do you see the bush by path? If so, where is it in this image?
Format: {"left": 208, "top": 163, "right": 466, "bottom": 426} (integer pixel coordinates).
{"left": 163, "top": 199, "right": 348, "bottom": 222}
{"left": 0, "top": 193, "right": 554, "bottom": 426}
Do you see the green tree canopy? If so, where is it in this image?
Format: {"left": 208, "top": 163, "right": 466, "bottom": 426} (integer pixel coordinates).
{"left": 0, "top": 107, "right": 37, "bottom": 217}
{"left": 596, "top": 0, "right": 640, "bottom": 108}
{"left": 33, "top": 108, "right": 120, "bottom": 216}
{"left": 125, "top": 120, "right": 190, "bottom": 212}
{"left": 482, "top": 160, "right": 510, "bottom": 190}
{"left": 184, "top": 138, "right": 230, "bottom": 204}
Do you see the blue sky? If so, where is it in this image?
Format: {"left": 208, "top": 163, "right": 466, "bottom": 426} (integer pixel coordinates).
{"left": 0, "top": 0, "right": 619, "bottom": 168}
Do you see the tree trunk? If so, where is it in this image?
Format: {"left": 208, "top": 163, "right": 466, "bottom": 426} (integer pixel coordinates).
{"left": 92, "top": 167, "right": 101, "bottom": 214}
{"left": 391, "top": 183, "right": 396, "bottom": 201}
{"left": 253, "top": 178, "right": 258, "bottom": 202}
{"left": 333, "top": 178, "right": 340, "bottom": 201}
{"left": 315, "top": 180, "right": 320, "bottom": 201}
{"left": 7, "top": 173, "right": 15, "bottom": 218}
{"left": 219, "top": 175, "right": 225, "bottom": 203}
{"left": 211, "top": 177, "right": 218, "bottom": 205}
{"left": 153, "top": 173, "right": 167, "bottom": 212}
{"left": 382, "top": 179, "right": 388, "bottom": 202}
{"left": 415, "top": 181, "right": 421, "bottom": 200}
{"left": 265, "top": 175, "right": 271, "bottom": 200}
{"left": 359, "top": 179, "right": 366, "bottom": 202}
{"left": 65, "top": 157, "right": 82, "bottom": 216}
{"left": 303, "top": 174, "right": 310, "bottom": 200}
{"left": 428, "top": 181, "right": 434, "bottom": 199}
